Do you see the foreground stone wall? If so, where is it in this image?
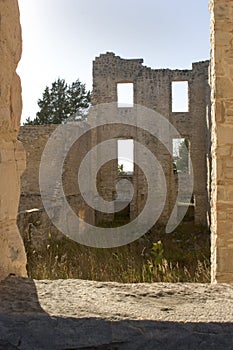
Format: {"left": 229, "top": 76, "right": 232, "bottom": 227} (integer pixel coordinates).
{"left": 210, "top": 0, "right": 233, "bottom": 282}
{"left": 2, "top": 277, "right": 233, "bottom": 349}
{"left": 0, "top": 0, "right": 27, "bottom": 280}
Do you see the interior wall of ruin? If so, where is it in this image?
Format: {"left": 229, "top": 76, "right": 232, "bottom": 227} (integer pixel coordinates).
{"left": 18, "top": 124, "right": 95, "bottom": 224}
{"left": 0, "top": 0, "right": 27, "bottom": 280}
{"left": 210, "top": 0, "right": 233, "bottom": 283}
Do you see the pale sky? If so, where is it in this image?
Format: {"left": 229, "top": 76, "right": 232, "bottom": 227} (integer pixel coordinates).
{"left": 17, "top": 0, "right": 210, "bottom": 123}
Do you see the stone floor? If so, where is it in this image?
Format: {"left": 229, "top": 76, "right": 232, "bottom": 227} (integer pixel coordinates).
{"left": 0, "top": 276, "right": 233, "bottom": 349}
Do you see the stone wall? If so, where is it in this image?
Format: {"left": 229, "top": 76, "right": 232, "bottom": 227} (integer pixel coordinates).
{"left": 18, "top": 124, "right": 95, "bottom": 224}
{"left": 18, "top": 125, "right": 57, "bottom": 212}
{"left": 92, "top": 53, "right": 210, "bottom": 226}
{"left": 210, "top": 0, "right": 233, "bottom": 282}
{"left": 0, "top": 0, "right": 27, "bottom": 280}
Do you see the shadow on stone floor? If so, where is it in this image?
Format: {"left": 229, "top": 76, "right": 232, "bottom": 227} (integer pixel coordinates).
{"left": 0, "top": 277, "right": 233, "bottom": 350}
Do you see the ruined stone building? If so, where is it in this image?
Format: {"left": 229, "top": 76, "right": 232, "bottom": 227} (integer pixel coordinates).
{"left": 18, "top": 53, "right": 211, "bottom": 231}
{"left": 92, "top": 53, "right": 211, "bottom": 226}
{"left": 0, "top": 0, "right": 233, "bottom": 282}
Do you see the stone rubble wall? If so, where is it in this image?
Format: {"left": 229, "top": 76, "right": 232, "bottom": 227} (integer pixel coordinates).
{"left": 18, "top": 125, "right": 57, "bottom": 212}
{"left": 92, "top": 53, "right": 210, "bottom": 226}
{"left": 0, "top": 0, "right": 27, "bottom": 280}
{"left": 18, "top": 124, "right": 95, "bottom": 224}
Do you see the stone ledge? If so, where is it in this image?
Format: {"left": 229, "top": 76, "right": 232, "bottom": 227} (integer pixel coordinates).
{"left": 1, "top": 276, "right": 233, "bottom": 349}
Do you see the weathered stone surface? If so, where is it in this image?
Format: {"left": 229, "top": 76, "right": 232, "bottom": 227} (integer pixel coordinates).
{"left": 1, "top": 276, "right": 233, "bottom": 349}
{"left": 210, "top": 0, "right": 233, "bottom": 282}
{"left": 92, "top": 54, "right": 211, "bottom": 226}
{"left": 0, "top": 0, "right": 27, "bottom": 279}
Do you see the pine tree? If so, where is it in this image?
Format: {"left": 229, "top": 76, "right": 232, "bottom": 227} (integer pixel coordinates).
{"left": 24, "top": 78, "right": 91, "bottom": 125}
{"left": 67, "top": 80, "right": 91, "bottom": 120}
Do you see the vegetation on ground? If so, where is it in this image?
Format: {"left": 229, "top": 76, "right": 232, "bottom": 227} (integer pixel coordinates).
{"left": 23, "top": 222, "right": 210, "bottom": 283}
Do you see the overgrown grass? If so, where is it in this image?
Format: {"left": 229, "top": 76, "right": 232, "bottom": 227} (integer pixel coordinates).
{"left": 23, "top": 222, "right": 210, "bottom": 282}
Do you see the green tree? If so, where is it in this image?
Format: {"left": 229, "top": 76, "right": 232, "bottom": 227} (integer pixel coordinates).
{"left": 67, "top": 80, "right": 91, "bottom": 120}
{"left": 24, "top": 78, "right": 91, "bottom": 125}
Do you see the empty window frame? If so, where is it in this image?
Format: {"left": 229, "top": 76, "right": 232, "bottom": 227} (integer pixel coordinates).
{"left": 117, "top": 83, "right": 134, "bottom": 108}
{"left": 172, "top": 138, "right": 190, "bottom": 174}
{"left": 172, "top": 81, "right": 189, "bottom": 112}
{"left": 117, "top": 139, "right": 134, "bottom": 174}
